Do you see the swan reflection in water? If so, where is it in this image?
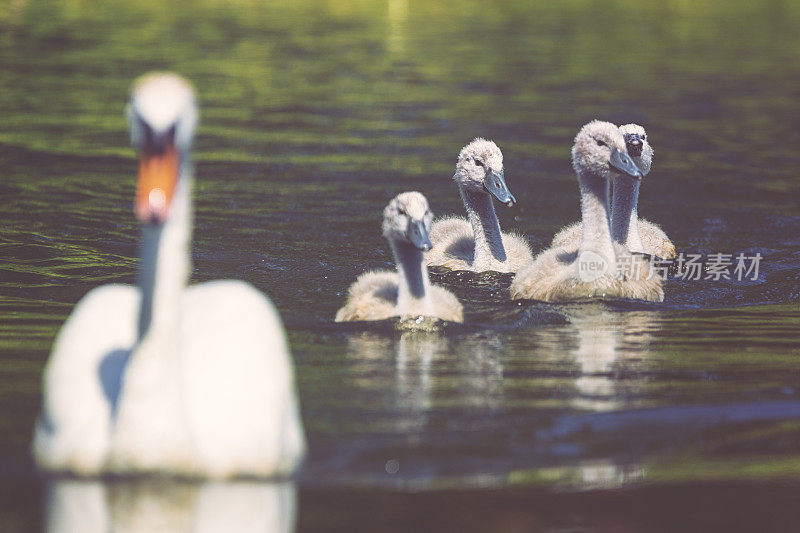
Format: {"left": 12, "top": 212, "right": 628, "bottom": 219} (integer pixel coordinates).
{"left": 344, "top": 307, "right": 658, "bottom": 420}
{"left": 345, "top": 329, "right": 505, "bottom": 433}
{"left": 342, "top": 308, "right": 657, "bottom": 489}
{"left": 527, "top": 305, "right": 661, "bottom": 487}
{"left": 45, "top": 479, "right": 296, "bottom": 533}
{"left": 527, "top": 305, "right": 660, "bottom": 412}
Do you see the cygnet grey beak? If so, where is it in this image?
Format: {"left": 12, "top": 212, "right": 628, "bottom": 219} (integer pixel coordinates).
{"left": 483, "top": 169, "right": 517, "bottom": 207}
{"left": 407, "top": 219, "right": 433, "bottom": 251}
{"left": 623, "top": 133, "right": 643, "bottom": 158}
{"left": 609, "top": 148, "right": 643, "bottom": 179}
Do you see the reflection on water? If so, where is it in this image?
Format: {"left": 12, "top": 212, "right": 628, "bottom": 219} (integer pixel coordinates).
{"left": 46, "top": 479, "right": 296, "bottom": 533}
{"left": 335, "top": 316, "right": 652, "bottom": 490}
{"left": 555, "top": 308, "right": 657, "bottom": 412}
{"left": 576, "top": 460, "right": 645, "bottom": 490}
{"left": 517, "top": 307, "right": 656, "bottom": 489}
{"left": 299, "top": 301, "right": 800, "bottom": 494}
{"left": 504, "top": 306, "right": 657, "bottom": 490}
{"left": 572, "top": 323, "right": 622, "bottom": 411}
{"left": 346, "top": 332, "right": 438, "bottom": 433}
{"left": 2, "top": 0, "right": 800, "bottom": 529}
{"left": 346, "top": 330, "right": 505, "bottom": 434}
{"left": 394, "top": 333, "right": 438, "bottom": 417}
{"left": 386, "top": 0, "right": 408, "bottom": 56}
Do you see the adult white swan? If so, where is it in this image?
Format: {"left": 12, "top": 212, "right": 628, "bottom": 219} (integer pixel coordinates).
{"left": 33, "top": 72, "right": 306, "bottom": 479}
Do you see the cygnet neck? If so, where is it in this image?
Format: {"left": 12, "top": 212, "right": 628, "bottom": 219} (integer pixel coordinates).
{"left": 577, "top": 169, "right": 616, "bottom": 267}
{"left": 390, "top": 238, "right": 434, "bottom": 317}
{"left": 611, "top": 176, "right": 645, "bottom": 253}
{"left": 458, "top": 183, "right": 507, "bottom": 269}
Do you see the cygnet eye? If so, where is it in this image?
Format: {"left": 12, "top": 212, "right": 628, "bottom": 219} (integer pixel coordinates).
{"left": 596, "top": 139, "right": 608, "bottom": 147}
{"left": 474, "top": 158, "right": 485, "bottom": 168}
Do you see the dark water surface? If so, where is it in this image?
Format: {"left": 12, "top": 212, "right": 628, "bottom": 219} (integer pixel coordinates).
{"left": 2, "top": 0, "right": 800, "bottom": 530}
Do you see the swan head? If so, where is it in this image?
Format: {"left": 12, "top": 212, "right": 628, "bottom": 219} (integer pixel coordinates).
{"left": 127, "top": 72, "right": 198, "bottom": 225}
{"left": 455, "top": 138, "right": 516, "bottom": 207}
{"left": 619, "top": 123, "right": 653, "bottom": 176}
{"left": 572, "top": 120, "right": 643, "bottom": 181}
{"left": 382, "top": 192, "right": 434, "bottom": 251}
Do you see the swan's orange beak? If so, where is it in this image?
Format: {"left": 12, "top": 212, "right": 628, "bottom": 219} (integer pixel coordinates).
{"left": 135, "top": 143, "right": 179, "bottom": 224}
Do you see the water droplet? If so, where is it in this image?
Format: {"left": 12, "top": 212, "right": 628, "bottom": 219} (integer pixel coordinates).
{"left": 385, "top": 459, "right": 399, "bottom": 474}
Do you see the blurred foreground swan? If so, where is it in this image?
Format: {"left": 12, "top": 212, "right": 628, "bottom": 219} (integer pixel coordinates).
{"left": 510, "top": 121, "right": 664, "bottom": 302}
{"left": 425, "top": 139, "right": 533, "bottom": 273}
{"left": 336, "top": 192, "right": 463, "bottom": 323}
{"left": 33, "top": 72, "right": 305, "bottom": 478}
{"left": 551, "top": 124, "right": 675, "bottom": 258}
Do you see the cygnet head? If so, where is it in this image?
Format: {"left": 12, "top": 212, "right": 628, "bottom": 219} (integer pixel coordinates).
{"left": 127, "top": 72, "right": 198, "bottom": 225}
{"left": 571, "top": 120, "right": 643, "bottom": 181}
{"left": 455, "top": 138, "right": 516, "bottom": 207}
{"left": 382, "top": 192, "right": 434, "bottom": 251}
{"left": 619, "top": 123, "right": 653, "bottom": 176}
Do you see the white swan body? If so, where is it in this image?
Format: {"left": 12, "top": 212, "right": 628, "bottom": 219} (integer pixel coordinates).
{"left": 551, "top": 124, "right": 675, "bottom": 259}
{"left": 34, "top": 284, "right": 138, "bottom": 475}
{"left": 426, "top": 138, "right": 533, "bottom": 273}
{"left": 510, "top": 121, "right": 664, "bottom": 303}
{"left": 336, "top": 192, "right": 463, "bottom": 323}
{"left": 33, "top": 72, "right": 305, "bottom": 478}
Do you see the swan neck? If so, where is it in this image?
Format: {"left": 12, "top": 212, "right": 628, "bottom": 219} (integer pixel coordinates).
{"left": 577, "top": 170, "right": 615, "bottom": 265}
{"left": 137, "top": 162, "right": 193, "bottom": 340}
{"left": 459, "top": 185, "right": 507, "bottom": 268}
{"left": 111, "top": 159, "right": 196, "bottom": 471}
{"left": 611, "top": 177, "right": 644, "bottom": 253}
{"left": 391, "top": 239, "right": 434, "bottom": 317}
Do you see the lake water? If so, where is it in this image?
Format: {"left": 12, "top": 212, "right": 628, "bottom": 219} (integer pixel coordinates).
{"left": 1, "top": 0, "right": 800, "bottom": 531}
